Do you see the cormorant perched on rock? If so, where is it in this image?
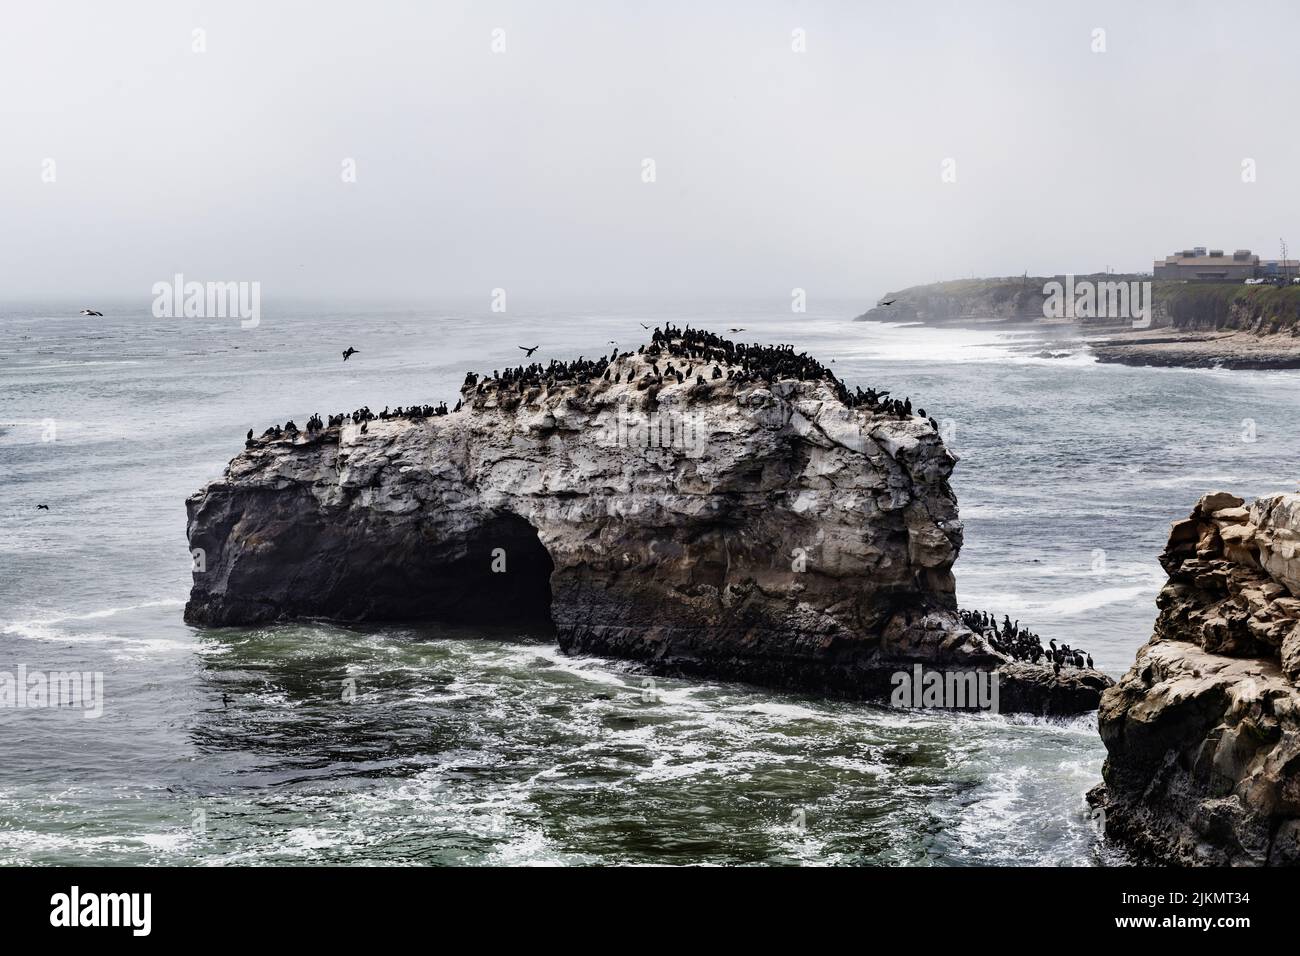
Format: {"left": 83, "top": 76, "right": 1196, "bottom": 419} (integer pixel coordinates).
{"left": 246, "top": 428, "right": 253, "bottom": 440}
{"left": 1087, "top": 654, "right": 1094, "bottom": 669}
{"left": 342, "top": 347, "right": 359, "bottom": 361}
{"left": 360, "top": 422, "right": 368, "bottom": 434}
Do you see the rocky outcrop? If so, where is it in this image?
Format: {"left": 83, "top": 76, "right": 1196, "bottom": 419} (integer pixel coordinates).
{"left": 1086, "top": 325, "right": 1300, "bottom": 370}
{"left": 1091, "top": 491, "right": 1300, "bottom": 865}
{"left": 185, "top": 335, "right": 1109, "bottom": 714}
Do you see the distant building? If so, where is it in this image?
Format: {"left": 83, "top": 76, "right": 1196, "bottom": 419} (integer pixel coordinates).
{"left": 1259, "top": 259, "right": 1299, "bottom": 280}
{"left": 1153, "top": 248, "right": 1260, "bottom": 281}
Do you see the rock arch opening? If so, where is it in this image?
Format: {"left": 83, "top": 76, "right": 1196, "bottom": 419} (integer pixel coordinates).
{"left": 429, "top": 512, "right": 555, "bottom": 630}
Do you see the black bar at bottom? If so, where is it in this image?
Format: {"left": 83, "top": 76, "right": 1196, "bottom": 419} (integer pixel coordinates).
{"left": 0, "top": 865, "right": 1283, "bottom": 940}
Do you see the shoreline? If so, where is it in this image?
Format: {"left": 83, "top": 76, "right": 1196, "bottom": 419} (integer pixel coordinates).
{"left": 1084, "top": 328, "right": 1300, "bottom": 370}
{"left": 858, "top": 315, "right": 1300, "bottom": 370}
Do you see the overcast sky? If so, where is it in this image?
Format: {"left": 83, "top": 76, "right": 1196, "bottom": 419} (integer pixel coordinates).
{"left": 3, "top": 0, "right": 1298, "bottom": 303}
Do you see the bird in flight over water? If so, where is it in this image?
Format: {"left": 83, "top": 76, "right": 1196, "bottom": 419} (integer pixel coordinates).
{"left": 36, "top": 504, "right": 49, "bottom": 510}
{"left": 79, "top": 309, "right": 103, "bottom": 316}
{"left": 519, "top": 345, "right": 539, "bottom": 357}
{"left": 342, "top": 347, "right": 359, "bottom": 361}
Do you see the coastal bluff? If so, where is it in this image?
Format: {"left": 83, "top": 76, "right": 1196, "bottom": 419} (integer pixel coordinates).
{"left": 184, "top": 333, "right": 1109, "bottom": 714}
{"left": 856, "top": 277, "right": 1300, "bottom": 369}
{"left": 1091, "top": 491, "right": 1300, "bottom": 865}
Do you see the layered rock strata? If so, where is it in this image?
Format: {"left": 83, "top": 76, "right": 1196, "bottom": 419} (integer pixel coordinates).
{"left": 1091, "top": 491, "right": 1300, "bottom": 865}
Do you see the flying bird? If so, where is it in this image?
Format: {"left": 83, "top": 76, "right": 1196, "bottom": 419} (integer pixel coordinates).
{"left": 79, "top": 309, "right": 103, "bottom": 316}
{"left": 639, "top": 323, "right": 650, "bottom": 329}
{"left": 519, "top": 345, "right": 539, "bottom": 357}
{"left": 728, "top": 328, "right": 745, "bottom": 333}
{"left": 36, "top": 504, "right": 49, "bottom": 511}
{"left": 342, "top": 347, "right": 359, "bottom": 361}
{"left": 879, "top": 299, "right": 896, "bottom": 306}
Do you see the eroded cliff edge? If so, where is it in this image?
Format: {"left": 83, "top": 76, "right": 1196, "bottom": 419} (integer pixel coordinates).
{"left": 1091, "top": 491, "right": 1300, "bottom": 865}
{"left": 185, "top": 334, "right": 1109, "bottom": 714}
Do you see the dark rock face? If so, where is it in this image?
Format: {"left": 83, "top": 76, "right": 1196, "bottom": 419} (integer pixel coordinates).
{"left": 1092, "top": 491, "right": 1300, "bottom": 865}
{"left": 189, "top": 477, "right": 555, "bottom": 627}
{"left": 185, "top": 337, "right": 1108, "bottom": 714}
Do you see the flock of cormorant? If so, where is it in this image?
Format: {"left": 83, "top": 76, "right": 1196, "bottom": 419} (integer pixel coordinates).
{"left": 247, "top": 325, "right": 931, "bottom": 446}
{"left": 247, "top": 402, "right": 457, "bottom": 445}
{"left": 458, "top": 325, "right": 930, "bottom": 423}
{"left": 958, "top": 608, "right": 1095, "bottom": 672}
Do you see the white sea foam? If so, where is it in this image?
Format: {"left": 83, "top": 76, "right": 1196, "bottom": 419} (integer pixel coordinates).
{"left": 958, "top": 584, "right": 1155, "bottom": 617}
{"left": 1, "top": 598, "right": 186, "bottom": 633}
{"left": 852, "top": 321, "right": 1024, "bottom": 363}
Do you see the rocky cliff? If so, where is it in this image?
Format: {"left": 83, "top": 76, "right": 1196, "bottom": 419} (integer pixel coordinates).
{"left": 1156, "top": 283, "right": 1300, "bottom": 336}
{"left": 1091, "top": 491, "right": 1300, "bottom": 865}
{"left": 185, "top": 334, "right": 1109, "bottom": 713}
{"left": 856, "top": 278, "right": 1300, "bottom": 369}
{"left": 855, "top": 278, "right": 1300, "bottom": 332}
{"left": 855, "top": 278, "right": 1056, "bottom": 324}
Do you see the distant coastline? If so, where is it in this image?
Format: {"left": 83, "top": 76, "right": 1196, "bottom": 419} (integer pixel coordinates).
{"left": 856, "top": 277, "right": 1300, "bottom": 369}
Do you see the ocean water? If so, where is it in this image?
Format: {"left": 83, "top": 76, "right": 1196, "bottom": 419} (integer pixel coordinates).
{"left": 2, "top": 299, "right": 1297, "bottom": 866}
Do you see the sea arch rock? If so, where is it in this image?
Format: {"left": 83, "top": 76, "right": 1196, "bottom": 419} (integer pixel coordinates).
{"left": 184, "top": 338, "right": 1107, "bottom": 713}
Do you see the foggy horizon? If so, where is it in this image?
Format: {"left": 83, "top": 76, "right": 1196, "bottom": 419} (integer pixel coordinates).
{"left": 4, "top": 0, "right": 1299, "bottom": 304}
